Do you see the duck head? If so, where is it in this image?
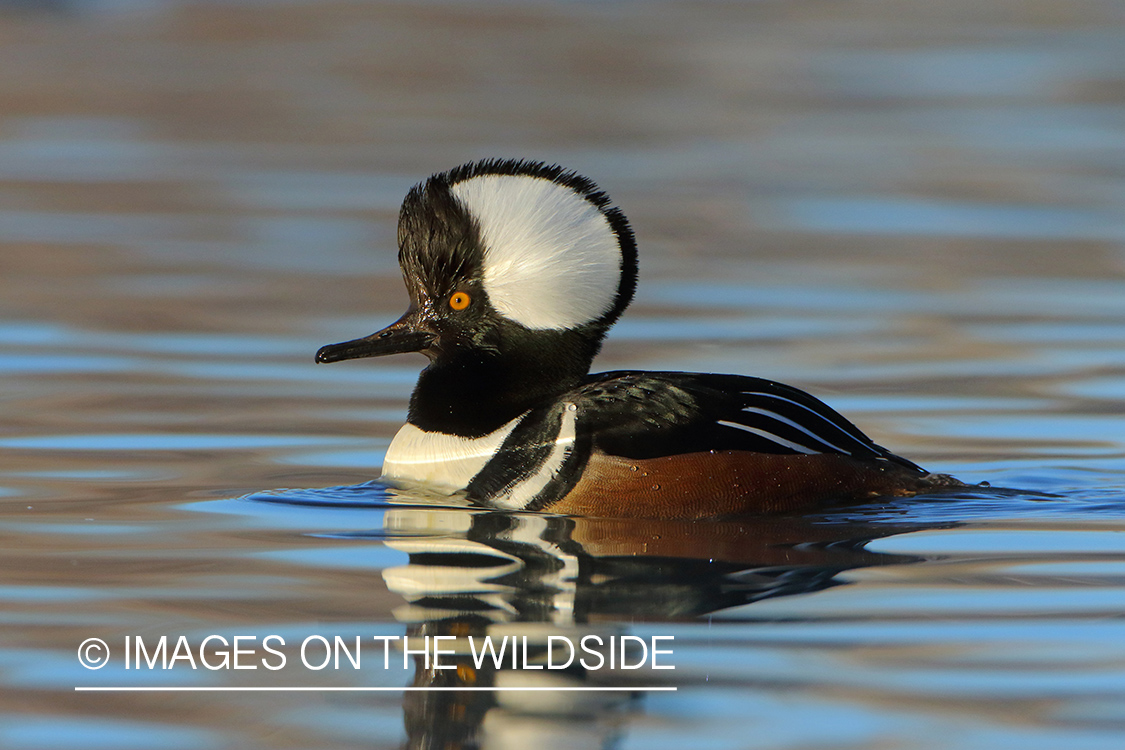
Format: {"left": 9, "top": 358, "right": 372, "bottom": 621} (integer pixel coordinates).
{"left": 316, "top": 159, "right": 637, "bottom": 435}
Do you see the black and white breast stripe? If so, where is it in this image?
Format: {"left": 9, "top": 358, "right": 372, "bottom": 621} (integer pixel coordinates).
{"left": 466, "top": 403, "right": 588, "bottom": 511}
{"left": 382, "top": 403, "right": 588, "bottom": 512}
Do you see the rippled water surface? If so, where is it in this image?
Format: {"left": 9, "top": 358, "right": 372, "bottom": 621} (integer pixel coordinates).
{"left": 2, "top": 2, "right": 1124, "bottom": 748}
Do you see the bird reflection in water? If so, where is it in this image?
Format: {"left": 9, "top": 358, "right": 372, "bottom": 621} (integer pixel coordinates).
{"left": 374, "top": 491, "right": 934, "bottom": 750}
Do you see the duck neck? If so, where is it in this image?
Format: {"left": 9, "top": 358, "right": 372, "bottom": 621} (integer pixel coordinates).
{"left": 407, "top": 329, "right": 601, "bottom": 437}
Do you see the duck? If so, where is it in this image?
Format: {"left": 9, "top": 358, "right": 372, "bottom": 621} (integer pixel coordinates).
{"left": 316, "top": 159, "right": 962, "bottom": 518}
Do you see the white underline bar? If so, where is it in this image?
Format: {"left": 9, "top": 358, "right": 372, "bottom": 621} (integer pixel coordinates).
{"left": 75, "top": 686, "right": 676, "bottom": 692}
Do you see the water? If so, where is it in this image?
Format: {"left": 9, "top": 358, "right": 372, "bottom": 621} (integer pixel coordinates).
{"left": 2, "top": 1, "right": 1124, "bottom": 748}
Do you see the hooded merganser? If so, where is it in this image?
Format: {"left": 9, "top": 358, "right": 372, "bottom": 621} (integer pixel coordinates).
{"left": 316, "top": 159, "right": 961, "bottom": 518}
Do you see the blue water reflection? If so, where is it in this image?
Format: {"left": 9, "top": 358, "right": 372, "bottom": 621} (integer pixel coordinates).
{"left": 1, "top": 1, "right": 1124, "bottom": 748}
{"left": 764, "top": 195, "right": 1125, "bottom": 240}
{"left": 0, "top": 717, "right": 218, "bottom": 750}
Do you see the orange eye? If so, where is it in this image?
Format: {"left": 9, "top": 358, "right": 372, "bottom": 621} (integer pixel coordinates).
{"left": 448, "top": 291, "right": 471, "bottom": 311}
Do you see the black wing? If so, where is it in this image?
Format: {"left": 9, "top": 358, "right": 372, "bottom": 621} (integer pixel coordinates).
{"left": 572, "top": 371, "right": 925, "bottom": 473}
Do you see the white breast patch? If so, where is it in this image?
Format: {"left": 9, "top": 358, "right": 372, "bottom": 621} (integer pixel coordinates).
{"left": 381, "top": 416, "right": 522, "bottom": 490}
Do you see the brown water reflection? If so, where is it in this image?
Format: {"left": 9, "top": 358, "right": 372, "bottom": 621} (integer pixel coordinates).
{"left": 383, "top": 507, "right": 924, "bottom": 750}
{"left": 1, "top": 0, "right": 1124, "bottom": 749}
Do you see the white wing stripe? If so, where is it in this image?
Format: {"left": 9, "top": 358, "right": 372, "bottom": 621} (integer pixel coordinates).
{"left": 716, "top": 420, "right": 819, "bottom": 454}
{"left": 742, "top": 391, "right": 872, "bottom": 445}
{"left": 738, "top": 406, "right": 852, "bottom": 454}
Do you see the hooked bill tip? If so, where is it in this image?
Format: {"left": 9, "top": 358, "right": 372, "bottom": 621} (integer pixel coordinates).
{"left": 315, "top": 344, "right": 344, "bottom": 364}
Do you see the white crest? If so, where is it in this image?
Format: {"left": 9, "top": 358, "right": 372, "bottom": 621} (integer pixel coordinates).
{"left": 450, "top": 174, "right": 622, "bottom": 330}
